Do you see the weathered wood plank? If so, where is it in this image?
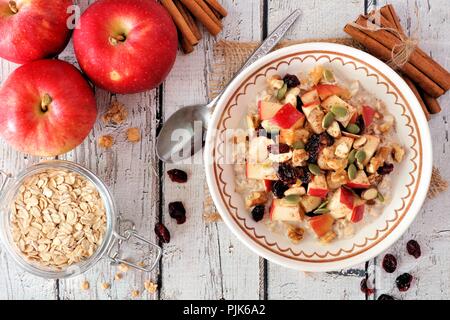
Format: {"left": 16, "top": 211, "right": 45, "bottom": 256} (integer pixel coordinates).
{"left": 160, "top": 0, "right": 264, "bottom": 300}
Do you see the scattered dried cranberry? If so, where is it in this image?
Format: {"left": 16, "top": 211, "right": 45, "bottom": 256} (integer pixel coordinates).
{"left": 382, "top": 254, "right": 397, "bottom": 273}
{"left": 251, "top": 205, "right": 265, "bottom": 222}
{"left": 296, "top": 96, "right": 303, "bottom": 111}
{"left": 378, "top": 163, "right": 394, "bottom": 175}
{"left": 305, "top": 134, "right": 321, "bottom": 163}
{"left": 154, "top": 223, "right": 170, "bottom": 243}
{"left": 360, "top": 278, "right": 375, "bottom": 295}
{"left": 283, "top": 74, "right": 300, "bottom": 88}
{"left": 396, "top": 273, "right": 413, "bottom": 292}
{"left": 272, "top": 181, "right": 289, "bottom": 198}
{"left": 296, "top": 166, "right": 312, "bottom": 184}
{"left": 319, "top": 132, "right": 335, "bottom": 147}
{"left": 407, "top": 240, "right": 421, "bottom": 259}
{"left": 167, "top": 169, "right": 188, "bottom": 183}
{"left": 277, "top": 163, "right": 299, "bottom": 185}
{"left": 378, "top": 294, "right": 395, "bottom": 300}
{"left": 267, "top": 143, "right": 290, "bottom": 154}
{"left": 168, "top": 201, "right": 186, "bottom": 224}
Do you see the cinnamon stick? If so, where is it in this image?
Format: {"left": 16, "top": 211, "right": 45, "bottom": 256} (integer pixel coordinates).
{"left": 355, "top": 15, "right": 449, "bottom": 96}
{"left": 181, "top": 0, "right": 222, "bottom": 36}
{"left": 380, "top": 4, "right": 406, "bottom": 38}
{"left": 175, "top": 0, "right": 202, "bottom": 41}
{"left": 161, "top": 0, "right": 199, "bottom": 46}
{"left": 194, "top": 0, "right": 222, "bottom": 28}
{"left": 403, "top": 76, "right": 431, "bottom": 120}
{"left": 422, "top": 93, "right": 442, "bottom": 114}
{"left": 205, "top": 0, "right": 228, "bottom": 17}
{"left": 181, "top": 36, "right": 195, "bottom": 54}
{"left": 344, "top": 24, "right": 445, "bottom": 97}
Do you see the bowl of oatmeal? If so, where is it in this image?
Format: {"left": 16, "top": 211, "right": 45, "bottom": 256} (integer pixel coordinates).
{"left": 204, "top": 42, "right": 432, "bottom": 271}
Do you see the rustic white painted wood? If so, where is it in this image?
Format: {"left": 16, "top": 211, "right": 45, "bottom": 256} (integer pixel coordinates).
{"left": 0, "top": 0, "right": 448, "bottom": 300}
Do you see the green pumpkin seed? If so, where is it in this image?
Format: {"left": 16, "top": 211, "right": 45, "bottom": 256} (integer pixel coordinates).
{"left": 377, "top": 192, "right": 385, "bottom": 203}
{"left": 346, "top": 123, "right": 360, "bottom": 134}
{"left": 348, "top": 149, "right": 357, "bottom": 164}
{"left": 318, "top": 201, "right": 329, "bottom": 210}
{"left": 348, "top": 164, "right": 357, "bottom": 180}
{"left": 355, "top": 150, "right": 366, "bottom": 163}
{"left": 284, "top": 195, "right": 301, "bottom": 204}
{"left": 313, "top": 208, "right": 330, "bottom": 214}
{"left": 308, "top": 164, "right": 322, "bottom": 176}
{"left": 322, "top": 112, "right": 335, "bottom": 129}
{"left": 323, "top": 69, "right": 335, "bottom": 83}
{"left": 292, "top": 141, "right": 305, "bottom": 149}
{"left": 331, "top": 105, "right": 348, "bottom": 118}
{"left": 277, "top": 83, "right": 288, "bottom": 100}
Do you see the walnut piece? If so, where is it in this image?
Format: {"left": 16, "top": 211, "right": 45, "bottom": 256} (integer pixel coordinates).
{"left": 99, "top": 135, "right": 114, "bottom": 149}
{"left": 102, "top": 101, "right": 128, "bottom": 125}
{"left": 126, "top": 128, "right": 141, "bottom": 143}
{"left": 320, "top": 231, "right": 337, "bottom": 244}
{"left": 287, "top": 226, "right": 304, "bottom": 244}
{"left": 245, "top": 191, "right": 268, "bottom": 208}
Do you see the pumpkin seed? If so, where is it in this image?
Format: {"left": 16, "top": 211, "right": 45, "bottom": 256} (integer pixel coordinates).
{"left": 348, "top": 164, "right": 357, "bottom": 180}
{"left": 348, "top": 149, "right": 357, "bottom": 164}
{"left": 283, "top": 195, "right": 301, "bottom": 204}
{"left": 292, "top": 141, "right": 305, "bottom": 150}
{"left": 323, "top": 69, "right": 335, "bottom": 83}
{"left": 346, "top": 123, "right": 360, "bottom": 134}
{"left": 308, "top": 164, "right": 322, "bottom": 176}
{"left": 277, "top": 83, "right": 288, "bottom": 100}
{"left": 313, "top": 208, "right": 330, "bottom": 214}
{"left": 361, "top": 188, "right": 378, "bottom": 200}
{"left": 318, "top": 201, "right": 329, "bottom": 209}
{"left": 355, "top": 150, "right": 366, "bottom": 163}
{"left": 331, "top": 105, "right": 348, "bottom": 118}
{"left": 322, "top": 112, "right": 335, "bottom": 129}
{"left": 377, "top": 192, "right": 385, "bottom": 203}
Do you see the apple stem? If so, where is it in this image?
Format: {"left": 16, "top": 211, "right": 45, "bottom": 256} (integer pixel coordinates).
{"left": 41, "top": 94, "right": 52, "bottom": 113}
{"left": 108, "top": 34, "right": 126, "bottom": 46}
{"left": 8, "top": 1, "right": 18, "bottom": 14}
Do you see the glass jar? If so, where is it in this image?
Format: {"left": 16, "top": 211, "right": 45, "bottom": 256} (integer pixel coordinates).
{"left": 0, "top": 160, "right": 161, "bottom": 279}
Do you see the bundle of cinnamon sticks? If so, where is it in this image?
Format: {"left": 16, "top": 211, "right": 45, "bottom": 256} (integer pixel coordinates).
{"left": 344, "top": 4, "right": 450, "bottom": 120}
{"left": 161, "top": 0, "right": 228, "bottom": 54}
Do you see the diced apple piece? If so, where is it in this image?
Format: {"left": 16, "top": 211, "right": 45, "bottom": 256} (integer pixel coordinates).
{"left": 246, "top": 163, "right": 277, "bottom": 180}
{"left": 309, "top": 214, "right": 335, "bottom": 237}
{"left": 328, "top": 187, "right": 354, "bottom": 219}
{"left": 316, "top": 84, "right": 350, "bottom": 101}
{"left": 307, "top": 175, "right": 328, "bottom": 199}
{"left": 346, "top": 170, "right": 371, "bottom": 189}
{"left": 348, "top": 198, "right": 365, "bottom": 223}
{"left": 303, "top": 106, "right": 325, "bottom": 134}
{"left": 333, "top": 136, "right": 354, "bottom": 158}
{"left": 258, "top": 100, "right": 284, "bottom": 120}
{"left": 299, "top": 195, "right": 322, "bottom": 213}
{"left": 362, "top": 105, "right": 376, "bottom": 127}
{"left": 321, "top": 95, "right": 356, "bottom": 127}
{"left": 270, "top": 199, "right": 304, "bottom": 222}
{"left": 264, "top": 180, "right": 273, "bottom": 192}
{"left": 270, "top": 103, "right": 305, "bottom": 129}
{"left": 279, "top": 128, "right": 310, "bottom": 145}
{"left": 326, "top": 171, "right": 348, "bottom": 190}
{"left": 248, "top": 136, "right": 273, "bottom": 163}
{"left": 301, "top": 89, "right": 319, "bottom": 105}
{"left": 359, "top": 135, "right": 380, "bottom": 165}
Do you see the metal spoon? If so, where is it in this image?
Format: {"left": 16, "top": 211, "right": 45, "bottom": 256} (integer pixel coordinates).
{"left": 156, "top": 10, "right": 301, "bottom": 163}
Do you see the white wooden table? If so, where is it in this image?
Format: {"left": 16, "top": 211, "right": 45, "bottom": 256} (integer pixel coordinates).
{"left": 0, "top": 0, "right": 449, "bottom": 300}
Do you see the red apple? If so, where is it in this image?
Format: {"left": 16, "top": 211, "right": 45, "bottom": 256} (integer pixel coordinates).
{"left": 307, "top": 175, "right": 328, "bottom": 199}
{"left": 346, "top": 170, "right": 371, "bottom": 189}
{"left": 0, "top": 0, "right": 73, "bottom": 64}
{"left": 270, "top": 103, "right": 305, "bottom": 129}
{"left": 73, "top": 0, "right": 177, "bottom": 94}
{"left": 350, "top": 200, "right": 365, "bottom": 223}
{"left": 270, "top": 199, "right": 303, "bottom": 222}
{"left": 264, "top": 180, "right": 273, "bottom": 192}
{"left": 301, "top": 89, "right": 319, "bottom": 105}
{"left": 315, "top": 84, "right": 349, "bottom": 100}
{"left": 0, "top": 60, "right": 97, "bottom": 156}
{"left": 328, "top": 187, "right": 354, "bottom": 219}
{"left": 258, "top": 101, "right": 283, "bottom": 120}
{"left": 362, "top": 105, "right": 376, "bottom": 127}
{"left": 309, "top": 213, "right": 335, "bottom": 237}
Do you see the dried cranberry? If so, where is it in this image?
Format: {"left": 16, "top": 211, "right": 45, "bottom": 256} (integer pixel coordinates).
{"left": 319, "top": 132, "right": 334, "bottom": 147}
{"left": 296, "top": 166, "right": 312, "bottom": 184}
{"left": 168, "top": 202, "right": 186, "bottom": 224}
{"left": 356, "top": 115, "right": 366, "bottom": 133}
{"left": 283, "top": 74, "right": 300, "bottom": 88}
{"left": 276, "top": 163, "right": 299, "bottom": 185}
{"left": 360, "top": 278, "right": 375, "bottom": 295}
{"left": 272, "top": 181, "right": 289, "bottom": 198}
{"left": 378, "top": 163, "right": 394, "bottom": 175}
{"left": 251, "top": 205, "right": 265, "bottom": 222}
{"left": 267, "top": 143, "right": 290, "bottom": 154}
{"left": 382, "top": 254, "right": 397, "bottom": 273}
{"left": 406, "top": 240, "right": 421, "bottom": 259}
{"left": 305, "top": 134, "right": 321, "bottom": 164}
{"left": 378, "top": 294, "right": 395, "bottom": 300}
{"left": 396, "top": 273, "right": 413, "bottom": 292}
{"left": 154, "top": 223, "right": 170, "bottom": 243}
{"left": 296, "top": 96, "right": 303, "bottom": 111}
{"left": 167, "top": 169, "right": 188, "bottom": 183}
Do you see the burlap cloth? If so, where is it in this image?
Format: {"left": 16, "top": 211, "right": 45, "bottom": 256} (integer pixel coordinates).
{"left": 203, "top": 39, "right": 448, "bottom": 221}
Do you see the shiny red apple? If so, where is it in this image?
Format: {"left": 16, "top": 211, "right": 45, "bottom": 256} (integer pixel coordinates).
{"left": 73, "top": 0, "right": 178, "bottom": 94}
{"left": 0, "top": 59, "right": 97, "bottom": 156}
{"left": 0, "top": 0, "right": 73, "bottom": 64}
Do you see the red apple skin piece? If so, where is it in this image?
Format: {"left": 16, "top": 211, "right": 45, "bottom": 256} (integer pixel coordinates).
{"left": 346, "top": 182, "right": 371, "bottom": 189}
{"left": 0, "top": 0, "right": 73, "bottom": 64}
{"left": 73, "top": 0, "right": 178, "bottom": 94}
{"left": 340, "top": 187, "right": 354, "bottom": 210}
{"left": 270, "top": 103, "right": 305, "bottom": 129}
{"left": 0, "top": 60, "right": 97, "bottom": 157}
{"left": 309, "top": 213, "right": 335, "bottom": 237}
{"left": 349, "top": 112, "right": 358, "bottom": 124}
{"left": 258, "top": 101, "right": 283, "bottom": 120}
{"left": 315, "top": 84, "right": 347, "bottom": 101}
{"left": 362, "top": 105, "right": 376, "bottom": 127}
{"left": 301, "top": 89, "right": 319, "bottom": 105}
{"left": 350, "top": 204, "right": 365, "bottom": 223}
{"left": 264, "top": 180, "right": 273, "bottom": 192}
{"left": 307, "top": 175, "right": 328, "bottom": 199}
{"left": 346, "top": 170, "right": 371, "bottom": 189}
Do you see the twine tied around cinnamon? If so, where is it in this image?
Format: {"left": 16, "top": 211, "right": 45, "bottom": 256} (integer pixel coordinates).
{"left": 350, "top": 11, "right": 419, "bottom": 70}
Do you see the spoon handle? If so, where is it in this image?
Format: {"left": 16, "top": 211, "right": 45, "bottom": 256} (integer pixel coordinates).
{"left": 207, "top": 9, "right": 301, "bottom": 109}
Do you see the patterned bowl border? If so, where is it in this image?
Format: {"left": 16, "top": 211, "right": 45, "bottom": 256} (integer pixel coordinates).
{"left": 211, "top": 50, "right": 423, "bottom": 263}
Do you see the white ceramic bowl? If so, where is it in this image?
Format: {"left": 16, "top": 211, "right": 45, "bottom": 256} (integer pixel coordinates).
{"left": 204, "top": 42, "right": 432, "bottom": 272}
